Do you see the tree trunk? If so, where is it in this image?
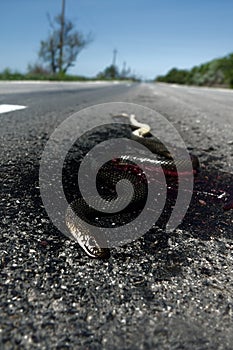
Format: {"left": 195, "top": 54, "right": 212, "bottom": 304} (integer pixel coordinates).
{"left": 59, "top": 0, "right": 65, "bottom": 73}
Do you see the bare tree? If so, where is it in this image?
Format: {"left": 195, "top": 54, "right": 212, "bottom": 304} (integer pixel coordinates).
{"left": 39, "top": 6, "right": 92, "bottom": 74}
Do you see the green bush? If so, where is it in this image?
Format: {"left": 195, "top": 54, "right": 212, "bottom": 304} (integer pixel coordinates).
{"left": 155, "top": 52, "right": 233, "bottom": 88}
{"left": 0, "top": 68, "right": 25, "bottom": 80}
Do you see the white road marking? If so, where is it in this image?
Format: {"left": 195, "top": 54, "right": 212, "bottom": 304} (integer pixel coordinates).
{"left": 0, "top": 104, "right": 27, "bottom": 114}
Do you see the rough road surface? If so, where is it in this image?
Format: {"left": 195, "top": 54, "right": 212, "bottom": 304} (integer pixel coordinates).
{"left": 0, "top": 81, "right": 233, "bottom": 349}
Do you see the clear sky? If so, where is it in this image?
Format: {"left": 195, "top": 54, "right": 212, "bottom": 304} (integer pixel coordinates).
{"left": 1, "top": 0, "right": 233, "bottom": 80}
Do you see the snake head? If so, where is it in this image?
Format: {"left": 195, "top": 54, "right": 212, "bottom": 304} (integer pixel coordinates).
{"left": 82, "top": 236, "right": 110, "bottom": 259}
{"left": 66, "top": 203, "right": 111, "bottom": 259}
{"left": 84, "top": 244, "right": 111, "bottom": 259}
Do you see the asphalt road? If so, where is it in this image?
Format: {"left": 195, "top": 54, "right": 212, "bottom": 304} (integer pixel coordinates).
{"left": 0, "top": 81, "right": 233, "bottom": 349}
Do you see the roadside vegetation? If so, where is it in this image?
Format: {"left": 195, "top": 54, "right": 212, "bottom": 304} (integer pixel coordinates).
{"left": 156, "top": 53, "right": 233, "bottom": 88}
{"left": 0, "top": 65, "right": 139, "bottom": 82}
{"left": 0, "top": 0, "right": 138, "bottom": 83}
{"left": 0, "top": 67, "right": 90, "bottom": 81}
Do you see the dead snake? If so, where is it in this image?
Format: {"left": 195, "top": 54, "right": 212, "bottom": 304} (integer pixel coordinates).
{"left": 65, "top": 114, "right": 199, "bottom": 259}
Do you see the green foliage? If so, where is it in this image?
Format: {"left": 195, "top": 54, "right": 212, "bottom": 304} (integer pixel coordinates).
{"left": 96, "top": 65, "right": 120, "bottom": 80}
{"left": 0, "top": 64, "right": 139, "bottom": 82}
{"left": 0, "top": 68, "right": 24, "bottom": 80}
{"left": 0, "top": 68, "right": 91, "bottom": 82}
{"left": 27, "top": 63, "right": 50, "bottom": 77}
{"left": 96, "top": 64, "right": 140, "bottom": 81}
{"left": 157, "top": 68, "right": 189, "bottom": 85}
{"left": 155, "top": 53, "right": 233, "bottom": 88}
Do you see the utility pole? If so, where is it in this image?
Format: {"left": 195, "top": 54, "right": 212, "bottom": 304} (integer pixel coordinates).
{"left": 59, "top": 0, "right": 66, "bottom": 73}
{"left": 112, "top": 49, "right": 117, "bottom": 67}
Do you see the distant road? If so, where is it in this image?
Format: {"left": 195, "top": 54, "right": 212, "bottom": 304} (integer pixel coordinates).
{"left": 147, "top": 82, "right": 233, "bottom": 172}
{"left": 0, "top": 80, "right": 130, "bottom": 94}
{"left": 0, "top": 81, "right": 232, "bottom": 171}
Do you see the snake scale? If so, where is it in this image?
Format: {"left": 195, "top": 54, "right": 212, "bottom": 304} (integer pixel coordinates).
{"left": 65, "top": 114, "right": 199, "bottom": 259}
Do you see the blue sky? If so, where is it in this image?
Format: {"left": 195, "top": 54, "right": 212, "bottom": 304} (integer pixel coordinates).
{"left": 1, "top": 0, "right": 233, "bottom": 79}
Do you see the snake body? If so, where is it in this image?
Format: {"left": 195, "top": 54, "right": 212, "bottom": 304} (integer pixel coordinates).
{"left": 65, "top": 114, "right": 199, "bottom": 259}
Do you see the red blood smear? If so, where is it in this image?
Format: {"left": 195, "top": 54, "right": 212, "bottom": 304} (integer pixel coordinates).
{"left": 223, "top": 199, "right": 233, "bottom": 211}
{"left": 112, "top": 159, "right": 196, "bottom": 177}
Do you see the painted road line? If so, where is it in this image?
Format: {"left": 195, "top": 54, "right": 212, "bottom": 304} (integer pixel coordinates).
{"left": 0, "top": 104, "right": 27, "bottom": 114}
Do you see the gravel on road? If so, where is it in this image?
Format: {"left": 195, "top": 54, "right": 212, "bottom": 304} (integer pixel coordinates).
{"left": 0, "top": 82, "right": 232, "bottom": 350}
